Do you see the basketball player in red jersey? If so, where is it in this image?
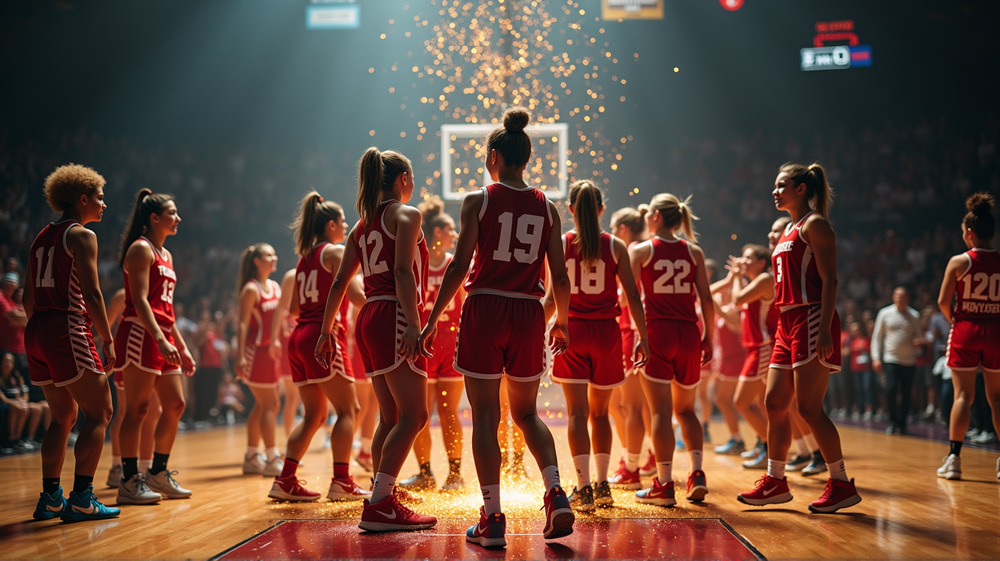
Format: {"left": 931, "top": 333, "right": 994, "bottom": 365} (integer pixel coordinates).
{"left": 738, "top": 163, "right": 861, "bottom": 513}
{"left": 25, "top": 164, "right": 120, "bottom": 522}
{"left": 270, "top": 268, "right": 300, "bottom": 439}
{"left": 316, "top": 148, "right": 435, "bottom": 532}
{"left": 267, "top": 193, "right": 369, "bottom": 503}
{"left": 398, "top": 196, "right": 466, "bottom": 493}
{"left": 347, "top": 286, "right": 378, "bottom": 472}
{"left": 546, "top": 180, "right": 649, "bottom": 512}
{"left": 630, "top": 194, "right": 714, "bottom": 507}
{"left": 235, "top": 243, "right": 284, "bottom": 477}
{"left": 724, "top": 245, "right": 777, "bottom": 468}
{"left": 105, "top": 288, "right": 162, "bottom": 489}
{"left": 607, "top": 207, "right": 654, "bottom": 489}
{"left": 418, "top": 107, "right": 574, "bottom": 548}
{"left": 113, "top": 189, "right": 196, "bottom": 505}
{"left": 936, "top": 193, "right": 1000, "bottom": 481}
{"left": 707, "top": 276, "right": 747, "bottom": 455}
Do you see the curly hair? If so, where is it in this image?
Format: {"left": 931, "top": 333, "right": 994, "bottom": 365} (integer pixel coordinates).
{"left": 43, "top": 164, "right": 105, "bottom": 212}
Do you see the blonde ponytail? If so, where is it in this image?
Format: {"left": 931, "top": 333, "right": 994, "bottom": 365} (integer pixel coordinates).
{"left": 779, "top": 162, "right": 835, "bottom": 219}
{"left": 291, "top": 191, "right": 343, "bottom": 256}
{"left": 357, "top": 147, "right": 413, "bottom": 230}
{"left": 648, "top": 193, "right": 698, "bottom": 241}
{"left": 569, "top": 180, "right": 604, "bottom": 266}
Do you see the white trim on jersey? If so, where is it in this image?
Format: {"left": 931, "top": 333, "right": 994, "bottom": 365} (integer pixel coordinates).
{"left": 59, "top": 220, "right": 78, "bottom": 257}
{"left": 478, "top": 187, "right": 490, "bottom": 221}
{"left": 800, "top": 244, "right": 813, "bottom": 304}
{"left": 609, "top": 234, "right": 620, "bottom": 265}
{"left": 640, "top": 240, "right": 655, "bottom": 268}
{"left": 467, "top": 288, "right": 542, "bottom": 301}
{"left": 758, "top": 297, "right": 774, "bottom": 344}
{"left": 380, "top": 202, "right": 398, "bottom": 241}
{"left": 958, "top": 252, "right": 974, "bottom": 280}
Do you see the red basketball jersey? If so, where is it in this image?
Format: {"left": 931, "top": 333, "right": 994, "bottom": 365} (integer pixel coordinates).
{"left": 771, "top": 211, "right": 823, "bottom": 308}
{"left": 741, "top": 295, "right": 779, "bottom": 348}
{"left": 953, "top": 248, "right": 1000, "bottom": 320}
{"left": 247, "top": 278, "right": 281, "bottom": 346}
{"left": 422, "top": 253, "right": 460, "bottom": 330}
{"left": 122, "top": 237, "right": 176, "bottom": 327}
{"left": 28, "top": 221, "right": 87, "bottom": 316}
{"left": 717, "top": 316, "right": 744, "bottom": 359}
{"left": 638, "top": 236, "right": 698, "bottom": 322}
{"left": 295, "top": 243, "right": 335, "bottom": 325}
{"left": 353, "top": 200, "right": 429, "bottom": 304}
{"left": 465, "top": 183, "right": 552, "bottom": 299}
{"left": 564, "top": 231, "right": 621, "bottom": 319}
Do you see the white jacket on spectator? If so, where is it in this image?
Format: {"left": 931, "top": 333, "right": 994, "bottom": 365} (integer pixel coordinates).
{"left": 871, "top": 304, "right": 921, "bottom": 366}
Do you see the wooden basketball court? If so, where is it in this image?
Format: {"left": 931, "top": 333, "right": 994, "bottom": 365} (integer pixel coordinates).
{"left": 2, "top": 414, "right": 998, "bottom": 559}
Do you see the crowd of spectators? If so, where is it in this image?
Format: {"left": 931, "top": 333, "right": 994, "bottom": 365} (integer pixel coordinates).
{"left": 0, "top": 115, "right": 997, "bottom": 452}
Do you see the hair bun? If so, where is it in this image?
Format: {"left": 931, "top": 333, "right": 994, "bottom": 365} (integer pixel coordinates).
{"left": 966, "top": 192, "right": 996, "bottom": 215}
{"left": 503, "top": 107, "right": 530, "bottom": 132}
{"left": 418, "top": 194, "right": 444, "bottom": 218}
{"left": 637, "top": 203, "right": 649, "bottom": 218}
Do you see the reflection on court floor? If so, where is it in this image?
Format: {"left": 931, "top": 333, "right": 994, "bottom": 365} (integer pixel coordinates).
{"left": 214, "top": 518, "right": 764, "bottom": 560}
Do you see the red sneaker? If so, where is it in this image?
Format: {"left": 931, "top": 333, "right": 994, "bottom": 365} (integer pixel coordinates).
{"left": 808, "top": 478, "right": 862, "bottom": 513}
{"left": 686, "top": 470, "right": 708, "bottom": 502}
{"left": 639, "top": 449, "right": 657, "bottom": 476}
{"left": 466, "top": 507, "right": 506, "bottom": 549}
{"left": 327, "top": 476, "right": 372, "bottom": 501}
{"left": 635, "top": 477, "right": 676, "bottom": 507}
{"left": 268, "top": 476, "right": 321, "bottom": 502}
{"left": 541, "top": 486, "right": 575, "bottom": 540}
{"left": 737, "top": 475, "right": 793, "bottom": 506}
{"left": 608, "top": 464, "right": 642, "bottom": 490}
{"left": 359, "top": 494, "right": 436, "bottom": 532}
{"left": 354, "top": 451, "right": 373, "bottom": 472}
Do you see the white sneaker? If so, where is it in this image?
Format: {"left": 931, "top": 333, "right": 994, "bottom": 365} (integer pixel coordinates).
{"left": 117, "top": 473, "right": 162, "bottom": 505}
{"left": 995, "top": 457, "right": 999, "bottom": 481}
{"left": 106, "top": 465, "right": 123, "bottom": 489}
{"left": 327, "top": 476, "right": 372, "bottom": 501}
{"left": 243, "top": 453, "right": 266, "bottom": 475}
{"left": 146, "top": 469, "right": 192, "bottom": 499}
{"left": 937, "top": 454, "right": 961, "bottom": 480}
{"left": 263, "top": 455, "right": 285, "bottom": 478}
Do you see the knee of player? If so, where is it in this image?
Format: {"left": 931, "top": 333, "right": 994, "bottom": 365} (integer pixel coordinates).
{"left": 52, "top": 408, "right": 78, "bottom": 429}
{"left": 764, "top": 394, "right": 790, "bottom": 416}
{"left": 794, "top": 400, "right": 824, "bottom": 422}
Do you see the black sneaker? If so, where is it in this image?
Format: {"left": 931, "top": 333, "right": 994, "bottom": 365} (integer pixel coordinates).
{"left": 593, "top": 480, "right": 614, "bottom": 508}
{"left": 567, "top": 485, "right": 595, "bottom": 512}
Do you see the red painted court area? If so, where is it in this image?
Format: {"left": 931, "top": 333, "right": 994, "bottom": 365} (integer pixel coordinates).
{"left": 214, "top": 518, "right": 763, "bottom": 560}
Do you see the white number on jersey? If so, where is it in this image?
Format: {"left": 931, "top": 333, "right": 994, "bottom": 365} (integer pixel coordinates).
{"left": 34, "top": 246, "right": 55, "bottom": 288}
{"left": 963, "top": 272, "right": 1000, "bottom": 302}
{"left": 775, "top": 256, "right": 783, "bottom": 284}
{"left": 297, "top": 270, "right": 319, "bottom": 305}
{"left": 652, "top": 259, "right": 692, "bottom": 294}
{"left": 566, "top": 258, "right": 606, "bottom": 295}
{"left": 493, "top": 212, "right": 544, "bottom": 264}
{"left": 160, "top": 280, "right": 176, "bottom": 304}
{"left": 359, "top": 230, "right": 389, "bottom": 277}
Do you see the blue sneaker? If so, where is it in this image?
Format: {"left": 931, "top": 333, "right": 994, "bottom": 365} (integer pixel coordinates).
{"left": 714, "top": 437, "right": 746, "bottom": 456}
{"left": 466, "top": 507, "right": 506, "bottom": 548}
{"left": 742, "top": 443, "right": 769, "bottom": 469}
{"left": 33, "top": 488, "right": 66, "bottom": 520}
{"left": 61, "top": 485, "right": 121, "bottom": 522}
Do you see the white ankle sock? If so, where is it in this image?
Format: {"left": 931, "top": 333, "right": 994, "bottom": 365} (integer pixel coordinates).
{"left": 370, "top": 472, "right": 396, "bottom": 503}
{"left": 794, "top": 438, "right": 810, "bottom": 456}
{"left": 594, "top": 453, "right": 611, "bottom": 483}
{"left": 541, "top": 465, "right": 561, "bottom": 493}
{"left": 112, "top": 455, "right": 122, "bottom": 467}
{"left": 689, "top": 450, "right": 703, "bottom": 472}
{"left": 767, "top": 459, "right": 786, "bottom": 479}
{"left": 246, "top": 446, "right": 260, "bottom": 458}
{"left": 482, "top": 484, "right": 501, "bottom": 515}
{"left": 656, "top": 461, "right": 672, "bottom": 484}
{"left": 361, "top": 437, "right": 372, "bottom": 454}
{"left": 626, "top": 453, "right": 640, "bottom": 472}
{"left": 804, "top": 433, "right": 819, "bottom": 452}
{"left": 139, "top": 458, "right": 152, "bottom": 471}
{"left": 268, "top": 447, "right": 281, "bottom": 460}
{"left": 572, "top": 455, "right": 591, "bottom": 488}
{"left": 827, "top": 457, "right": 849, "bottom": 482}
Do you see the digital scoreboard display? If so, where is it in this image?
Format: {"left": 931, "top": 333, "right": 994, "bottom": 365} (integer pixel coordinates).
{"left": 800, "top": 20, "right": 872, "bottom": 71}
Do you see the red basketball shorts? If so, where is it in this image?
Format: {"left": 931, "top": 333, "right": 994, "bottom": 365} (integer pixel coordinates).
{"left": 278, "top": 331, "right": 293, "bottom": 379}
{"left": 455, "top": 293, "right": 546, "bottom": 381}
{"left": 288, "top": 321, "right": 351, "bottom": 386}
{"left": 242, "top": 344, "right": 279, "bottom": 387}
{"left": 112, "top": 319, "right": 182, "bottom": 382}
{"left": 426, "top": 326, "right": 460, "bottom": 382}
{"left": 348, "top": 333, "right": 369, "bottom": 384}
{"left": 715, "top": 351, "right": 746, "bottom": 381}
{"left": 355, "top": 298, "right": 426, "bottom": 378}
{"left": 770, "top": 305, "right": 841, "bottom": 373}
{"left": 621, "top": 328, "right": 638, "bottom": 375}
{"left": 739, "top": 343, "right": 773, "bottom": 382}
{"left": 947, "top": 318, "right": 1000, "bottom": 373}
{"left": 552, "top": 318, "right": 625, "bottom": 389}
{"left": 643, "top": 319, "right": 701, "bottom": 389}
{"left": 25, "top": 311, "right": 104, "bottom": 387}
